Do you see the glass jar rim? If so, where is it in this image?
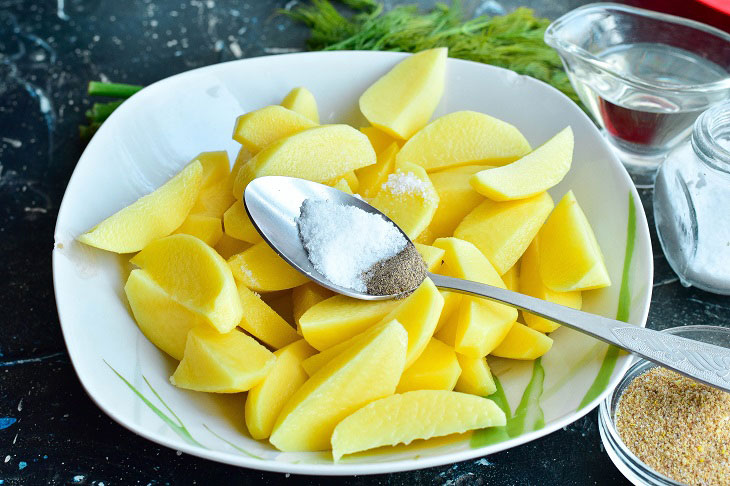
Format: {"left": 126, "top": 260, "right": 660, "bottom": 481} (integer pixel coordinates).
{"left": 544, "top": 3, "right": 730, "bottom": 95}
{"left": 692, "top": 100, "right": 730, "bottom": 173}
{"left": 599, "top": 325, "right": 730, "bottom": 486}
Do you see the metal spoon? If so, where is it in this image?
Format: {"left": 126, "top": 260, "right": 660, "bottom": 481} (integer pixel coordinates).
{"left": 244, "top": 176, "right": 730, "bottom": 393}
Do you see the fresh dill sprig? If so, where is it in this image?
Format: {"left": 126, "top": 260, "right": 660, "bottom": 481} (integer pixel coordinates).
{"left": 285, "top": 1, "right": 580, "bottom": 106}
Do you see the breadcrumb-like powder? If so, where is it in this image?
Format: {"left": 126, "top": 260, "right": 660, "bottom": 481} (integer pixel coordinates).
{"left": 296, "top": 199, "right": 407, "bottom": 292}
{"left": 615, "top": 367, "right": 730, "bottom": 486}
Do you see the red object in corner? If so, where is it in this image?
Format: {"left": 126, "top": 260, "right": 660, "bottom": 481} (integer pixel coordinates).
{"left": 625, "top": 0, "right": 730, "bottom": 32}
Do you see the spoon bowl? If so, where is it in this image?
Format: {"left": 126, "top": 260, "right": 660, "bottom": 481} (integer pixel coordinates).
{"left": 244, "top": 175, "right": 417, "bottom": 300}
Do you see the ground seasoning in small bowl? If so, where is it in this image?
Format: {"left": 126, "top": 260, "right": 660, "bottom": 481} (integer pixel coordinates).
{"left": 615, "top": 366, "right": 730, "bottom": 486}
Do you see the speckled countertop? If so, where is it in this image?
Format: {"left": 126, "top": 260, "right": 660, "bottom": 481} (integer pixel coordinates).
{"left": 1, "top": 1, "right": 728, "bottom": 484}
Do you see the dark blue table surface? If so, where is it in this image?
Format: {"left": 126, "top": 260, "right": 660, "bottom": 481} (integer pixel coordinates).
{"left": 1, "top": 1, "right": 728, "bottom": 484}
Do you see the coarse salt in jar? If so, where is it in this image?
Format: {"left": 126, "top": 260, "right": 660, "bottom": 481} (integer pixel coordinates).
{"left": 654, "top": 100, "right": 730, "bottom": 294}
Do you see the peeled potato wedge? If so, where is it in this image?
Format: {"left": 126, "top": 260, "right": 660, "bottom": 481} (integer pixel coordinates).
{"left": 281, "top": 87, "right": 319, "bottom": 123}
{"left": 78, "top": 160, "right": 203, "bottom": 253}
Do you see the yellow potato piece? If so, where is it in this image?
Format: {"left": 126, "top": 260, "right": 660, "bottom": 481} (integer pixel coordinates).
{"left": 245, "top": 340, "right": 317, "bottom": 440}
{"left": 124, "top": 269, "right": 204, "bottom": 360}
{"left": 454, "top": 354, "right": 497, "bottom": 397}
{"left": 233, "top": 125, "right": 376, "bottom": 199}
{"left": 130, "top": 234, "right": 243, "bottom": 333}
{"left": 434, "top": 290, "right": 462, "bottom": 333}
{"left": 491, "top": 322, "right": 553, "bottom": 360}
{"left": 173, "top": 214, "right": 223, "bottom": 247}
{"left": 229, "top": 147, "right": 251, "bottom": 194}
{"left": 192, "top": 177, "right": 236, "bottom": 219}
{"left": 269, "top": 319, "right": 408, "bottom": 452}
{"left": 227, "top": 241, "right": 309, "bottom": 292}
{"left": 223, "top": 200, "right": 263, "bottom": 243}
{"left": 260, "top": 289, "right": 296, "bottom": 326}
{"left": 432, "top": 238, "right": 517, "bottom": 357}
{"left": 232, "top": 105, "right": 317, "bottom": 154}
{"left": 359, "top": 48, "right": 447, "bottom": 140}
{"left": 375, "top": 278, "right": 444, "bottom": 367}
{"left": 236, "top": 283, "right": 300, "bottom": 349}
{"left": 520, "top": 238, "right": 581, "bottom": 333}
{"left": 292, "top": 282, "right": 334, "bottom": 328}
{"left": 501, "top": 264, "right": 520, "bottom": 292}
{"left": 301, "top": 339, "right": 351, "bottom": 376}
{"left": 471, "top": 127, "right": 573, "bottom": 201}
{"left": 192, "top": 151, "right": 231, "bottom": 188}
{"left": 281, "top": 87, "right": 319, "bottom": 123}
{"left": 299, "top": 295, "right": 400, "bottom": 350}
{"left": 396, "top": 111, "right": 531, "bottom": 172}
{"left": 340, "top": 171, "right": 360, "bottom": 193}
{"left": 331, "top": 390, "right": 506, "bottom": 461}
{"left": 538, "top": 190, "right": 611, "bottom": 292}
{"left": 331, "top": 177, "right": 353, "bottom": 194}
{"left": 454, "top": 192, "right": 554, "bottom": 275}
{"left": 355, "top": 142, "right": 398, "bottom": 198}
{"left": 427, "top": 164, "right": 489, "bottom": 239}
{"left": 396, "top": 338, "right": 461, "bottom": 393}
{"left": 370, "top": 161, "right": 439, "bottom": 239}
{"left": 414, "top": 242, "right": 445, "bottom": 272}
{"left": 214, "top": 233, "right": 251, "bottom": 260}
{"left": 170, "top": 326, "right": 275, "bottom": 393}
{"left": 359, "top": 126, "right": 404, "bottom": 155}
{"left": 78, "top": 160, "right": 203, "bottom": 253}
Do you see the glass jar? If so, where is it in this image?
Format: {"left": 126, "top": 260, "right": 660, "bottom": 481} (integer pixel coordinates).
{"left": 654, "top": 101, "right": 730, "bottom": 294}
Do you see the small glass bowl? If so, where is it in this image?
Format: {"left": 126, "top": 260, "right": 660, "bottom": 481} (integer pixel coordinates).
{"left": 598, "top": 325, "right": 730, "bottom": 486}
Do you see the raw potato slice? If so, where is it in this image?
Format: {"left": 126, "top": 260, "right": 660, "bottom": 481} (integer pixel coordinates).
{"left": 227, "top": 241, "right": 309, "bottom": 292}
{"left": 192, "top": 177, "right": 236, "bottom": 219}
{"left": 232, "top": 105, "right": 317, "bottom": 154}
{"left": 332, "top": 178, "right": 353, "bottom": 194}
{"left": 414, "top": 243, "right": 445, "bottom": 272}
{"left": 454, "top": 354, "right": 497, "bottom": 396}
{"left": 359, "top": 48, "right": 447, "bottom": 139}
{"left": 223, "top": 200, "right": 262, "bottom": 243}
{"left": 236, "top": 283, "right": 300, "bottom": 349}
{"left": 432, "top": 238, "right": 517, "bottom": 357}
{"left": 369, "top": 162, "right": 439, "bottom": 239}
{"left": 229, "top": 147, "right": 251, "bottom": 193}
{"left": 396, "top": 111, "right": 531, "bottom": 172}
{"left": 269, "top": 319, "right": 408, "bottom": 452}
{"left": 434, "top": 290, "right": 461, "bottom": 333}
{"left": 471, "top": 127, "right": 574, "bottom": 201}
{"left": 260, "top": 289, "right": 295, "bottom": 326}
{"left": 375, "top": 278, "right": 444, "bottom": 367}
{"left": 360, "top": 126, "right": 404, "bottom": 154}
{"left": 520, "top": 238, "right": 581, "bottom": 333}
{"left": 78, "top": 160, "right": 203, "bottom": 253}
{"left": 538, "top": 190, "right": 611, "bottom": 292}
{"left": 214, "top": 234, "right": 251, "bottom": 260}
{"left": 301, "top": 339, "right": 351, "bottom": 376}
{"left": 170, "top": 326, "right": 275, "bottom": 393}
{"left": 454, "top": 192, "right": 554, "bottom": 275}
{"left": 396, "top": 338, "right": 461, "bottom": 393}
{"left": 233, "top": 125, "right": 376, "bottom": 198}
{"left": 281, "top": 87, "right": 319, "bottom": 123}
{"left": 292, "top": 283, "right": 334, "bottom": 328}
{"left": 173, "top": 214, "right": 223, "bottom": 247}
{"left": 355, "top": 142, "right": 398, "bottom": 198}
{"left": 124, "top": 269, "right": 204, "bottom": 360}
{"left": 299, "top": 295, "right": 400, "bottom": 350}
{"left": 245, "top": 340, "right": 317, "bottom": 439}
{"left": 339, "top": 171, "right": 359, "bottom": 193}
{"left": 491, "top": 322, "right": 553, "bottom": 360}
{"left": 427, "top": 165, "right": 489, "bottom": 239}
{"left": 501, "top": 264, "right": 520, "bottom": 292}
{"left": 193, "top": 151, "right": 231, "bottom": 187}
{"left": 444, "top": 298, "right": 516, "bottom": 358}
{"left": 331, "top": 390, "right": 506, "bottom": 460}
{"left": 130, "top": 234, "right": 243, "bottom": 333}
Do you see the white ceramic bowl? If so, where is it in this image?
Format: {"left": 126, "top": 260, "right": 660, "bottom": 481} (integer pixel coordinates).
{"left": 52, "top": 51, "right": 653, "bottom": 475}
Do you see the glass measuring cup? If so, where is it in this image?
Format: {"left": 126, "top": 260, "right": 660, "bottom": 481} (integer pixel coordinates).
{"left": 545, "top": 3, "right": 730, "bottom": 187}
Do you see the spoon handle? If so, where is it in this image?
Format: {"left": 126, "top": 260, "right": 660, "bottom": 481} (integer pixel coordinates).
{"left": 428, "top": 273, "right": 730, "bottom": 393}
